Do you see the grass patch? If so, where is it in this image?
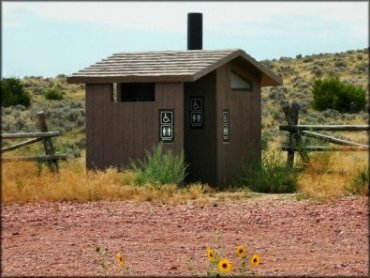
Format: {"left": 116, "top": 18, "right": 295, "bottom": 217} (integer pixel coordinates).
{"left": 2, "top": 149, "right": 367, "bottom": 204}
{"left": 1, "top": 159, "right": 249, "bottom": 205}
{"left": 130, "top": 143, "right": 188, "bottom": 186}
{"left": 297, "top": 151, "right": 368, "bottom": 201}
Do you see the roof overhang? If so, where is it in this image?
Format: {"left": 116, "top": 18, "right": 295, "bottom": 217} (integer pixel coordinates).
{"left": 67, "top": 49, "right": 282, "bottom": 86}
{"left": 67, "top": 74, "right": 195, "bottom": 84}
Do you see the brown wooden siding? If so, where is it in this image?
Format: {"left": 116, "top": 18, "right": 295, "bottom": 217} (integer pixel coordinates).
{"left": 86, "top": 83, "right": 184, "bottom": 170}
{"left": 184, "top": 71, "right": 217, "bottom": 185}
{"left": 86, "top": 84, "right": 110, "bottom": 169}
{"left": 216, "top": 62, "right": 261, "bottom": 186}
{"left": 85, "top": 59, "right": 262, "bottom": 186}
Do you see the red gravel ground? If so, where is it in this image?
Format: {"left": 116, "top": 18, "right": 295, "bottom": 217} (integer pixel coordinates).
{"left": 1, "top": 195, "right": 368, "bottom": 276}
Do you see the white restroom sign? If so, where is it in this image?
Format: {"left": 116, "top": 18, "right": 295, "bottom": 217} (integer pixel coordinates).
{"left": 159, "top": 110, "right": 174, "bottom": 142}
{"left": 191, "top": 112, "right": 203, "bottom": 125}
{"left": 223, "top": 110, "right": 230, "bottom": 142}
{"left": 160, "top": 111, "right": 173, "bottom": 124}
{"left": 191, "top": 98, "right": 203, "bottom": 111}
{"left": 190, "top": 97, "right": 204, "bottom": 128}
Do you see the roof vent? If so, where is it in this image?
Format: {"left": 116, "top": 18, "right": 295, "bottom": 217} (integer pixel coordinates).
{"left": 187, "top": 13, "right": 203, "bottom": 50}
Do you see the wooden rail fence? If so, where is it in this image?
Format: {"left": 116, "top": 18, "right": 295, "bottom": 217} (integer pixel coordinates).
{"left": 279, "top": 102, "right": 369, "bottom": 167}
{"left": 1, "top": 111, "right": 67, "bottom": 172}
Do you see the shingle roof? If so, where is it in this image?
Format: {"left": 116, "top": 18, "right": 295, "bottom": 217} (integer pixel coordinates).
{"left": 67, "top": 49, "right": 282, "bottom": 86}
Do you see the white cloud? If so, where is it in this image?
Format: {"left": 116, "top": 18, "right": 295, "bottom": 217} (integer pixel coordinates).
{"left": 3, "top": 1, "right": 368, "bottom": 34}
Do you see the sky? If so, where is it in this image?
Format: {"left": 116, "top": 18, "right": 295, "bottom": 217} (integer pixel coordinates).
{"left": 2, "top": 1, "right": 369, "bottom": 78}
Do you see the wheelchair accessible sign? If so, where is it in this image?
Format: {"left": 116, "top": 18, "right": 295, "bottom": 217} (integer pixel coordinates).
{"left": 159, "top": 110, "right": 174, "bottom": 142}
{"left": 190, "top": 97, "right": 204, "bottom": 128}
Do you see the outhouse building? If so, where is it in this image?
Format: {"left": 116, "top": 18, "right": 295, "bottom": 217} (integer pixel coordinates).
{"left": 67, "top": 14, "right": 282, "bottom": 186}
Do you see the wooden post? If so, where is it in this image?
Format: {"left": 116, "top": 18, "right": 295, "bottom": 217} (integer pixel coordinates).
{"left": 37, "top": 111, "right": 59, "bottom": 173}
{"left": 282, "top": 101, "right": 302, "bottom": 167}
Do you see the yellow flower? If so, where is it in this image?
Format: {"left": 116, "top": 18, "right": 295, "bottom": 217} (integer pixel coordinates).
{"left": 235, "top": 245, "right": 247, "bottom": 258}
{"left": 250, "top": 254, "right": 261, "bottom": 267}
{"left": 217, "top": 258, "right": 232, "bottom": 273}
{"left": 116, "top": 253, "right": 125, "bottom": 268}
{"left": 206, "top": 247, "right": 217, "bottom": 262}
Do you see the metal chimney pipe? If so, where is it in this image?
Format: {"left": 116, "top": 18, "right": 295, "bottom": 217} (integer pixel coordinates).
{"left": 187, "top": 13, "right": 203, "bottom": 50}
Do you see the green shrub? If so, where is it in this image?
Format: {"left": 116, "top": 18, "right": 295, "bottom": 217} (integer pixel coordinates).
{"left": 346, "top": 167, "right": 369, "bottom": 195}
{"left": 44, "top": 89, "right": 64, "bottom": 100}
{"left": 237, "top": 150, "right": 298, "bottom": 193}
{"left": 311, "top": 76, "right": 366, "bottom": 113}
{"left": 1, "top": 78, "right": 31, "bottom": 107}
{"left": 131, "top": 143, "right": 188, "bottom": 185}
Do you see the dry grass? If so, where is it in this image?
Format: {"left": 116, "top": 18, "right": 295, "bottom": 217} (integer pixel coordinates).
{"left": 2, "top": 149, "right": 367, "bottom": 204}
{"left": 296, "top": 151, "right": 368, "bottom": 201}
{"left": 1, "top": 159, "right": 251, "bottom": 205}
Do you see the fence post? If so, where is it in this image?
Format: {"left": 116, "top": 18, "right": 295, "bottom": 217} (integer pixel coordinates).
{"left": 282, "top": 102, "right": 300, "bottom": 167}
{"left": 37, "top": 111, "right": 59, "bottom": 173}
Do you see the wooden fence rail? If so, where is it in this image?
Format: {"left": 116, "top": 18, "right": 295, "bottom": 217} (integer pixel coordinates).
{"left": 279, "top": 125, "right": 369, "bottom": 132}
{"left": 282, "top": 146, "right": 369, "bottom": 152}
{"left": 280, "top": 101, "right": 369, "bottom": 167}
{"left": 1, "top": 111, "right": 67, "bottom": 172}
{"left": 300, "top": 130, "right": 368, "bottom": 148}
{"left": 1, "top": 131, "right": 60, "bottom": 139}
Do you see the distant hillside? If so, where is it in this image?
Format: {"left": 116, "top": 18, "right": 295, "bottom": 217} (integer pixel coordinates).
{"left": 260, "top": 48, "right": 368, "bottom": 146}
{"left": 1, "top": 48, "right": 369, "bottom": 154}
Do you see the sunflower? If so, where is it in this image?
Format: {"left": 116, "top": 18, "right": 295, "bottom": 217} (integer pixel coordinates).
{"left": 217, "top": 258, "right": 232, "bottom": 273}
{"left": 250, "top": 254, "right": 261, "bottom": 267}
{"left": 206, "top": 247, "right": 217, "bottom": 262}
{"left": 116, "top": 253, "right": 125, "bottom": 268}
{"left": 235, "top": 245, "right": 247, "bottom": 258}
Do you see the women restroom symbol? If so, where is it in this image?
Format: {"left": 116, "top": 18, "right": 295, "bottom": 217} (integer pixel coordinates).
{"left": 162, "top": 126, "right": 172, "bottom": 136}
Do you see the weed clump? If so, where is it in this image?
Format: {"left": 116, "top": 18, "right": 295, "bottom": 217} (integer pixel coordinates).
{"left": 237, "top": 150, "right": 298, "bottom": 193}
{"left": 131, "top": 143, "right": 188, "bottom": 186}
{"left": 347, "top": 167, "right": 369, "bottom": 196}
{"left": 44, "top": 89, "right": 64, "bottom": 100}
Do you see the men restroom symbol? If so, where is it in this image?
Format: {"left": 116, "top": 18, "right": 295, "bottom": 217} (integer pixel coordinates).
{"left": 162, "top": 126, "right": 172, "bottom": 137}
{"left": 192, "top": 112, "right": 202, "bottom": 123}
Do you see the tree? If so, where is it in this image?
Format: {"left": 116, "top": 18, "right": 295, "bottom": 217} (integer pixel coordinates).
{"left": 1, "top": 78, "right": 31, "bottom": 107}
{"left": 311, "top": 76, "right": 366, "bottom": 113}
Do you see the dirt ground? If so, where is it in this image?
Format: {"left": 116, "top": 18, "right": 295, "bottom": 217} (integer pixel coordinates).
{"left": 1, "top": 194, "right": 368, "bottom": 276}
